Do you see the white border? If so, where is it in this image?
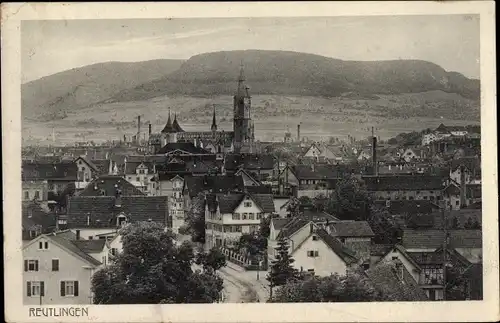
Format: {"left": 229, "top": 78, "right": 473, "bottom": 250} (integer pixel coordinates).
{"left": 2, "top": 2, "right": 498, "bottom": 322}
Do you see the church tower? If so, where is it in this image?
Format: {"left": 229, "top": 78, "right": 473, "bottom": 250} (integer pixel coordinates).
{"left": 233, "top": 64, "right": 254, "bottom": 153}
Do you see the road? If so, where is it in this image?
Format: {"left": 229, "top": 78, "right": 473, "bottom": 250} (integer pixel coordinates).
{"left": 218, "top": 262, "right": 269, "bottom": 303}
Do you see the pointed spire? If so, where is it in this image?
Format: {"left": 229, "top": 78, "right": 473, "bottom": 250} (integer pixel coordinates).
{"left": 236, "top": 62, "right": 248, "bottom": 97}
{"left": 211, "top": 105, "right": 218, "bottom": 132}
{"left": 162, "top": 107, "right": 176, "bottom": 133}
{"left": 167, "top": 108, "right": 172, "bottom": 126}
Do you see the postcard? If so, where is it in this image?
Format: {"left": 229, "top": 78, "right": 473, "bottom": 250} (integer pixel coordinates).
{"left": 2, "top": 1, "right": 498, "bottom": 322}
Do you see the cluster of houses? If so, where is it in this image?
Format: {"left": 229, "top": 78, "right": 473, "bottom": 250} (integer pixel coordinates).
{"left": 22, "top": 121, "right": 482, "bottom": 304}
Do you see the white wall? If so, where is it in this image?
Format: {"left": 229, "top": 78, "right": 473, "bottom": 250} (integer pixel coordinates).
{"left": 292, "top": 234, "right": 347, "bottom": 277}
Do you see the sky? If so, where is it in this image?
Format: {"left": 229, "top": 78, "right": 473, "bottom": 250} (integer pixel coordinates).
{"left": 21, "top": 15, "right": 480, "bottom": 83}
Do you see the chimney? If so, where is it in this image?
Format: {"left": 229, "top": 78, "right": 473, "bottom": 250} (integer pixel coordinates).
{"left": 297, "top": 124, "right": 301, "bottom": 142}
{"left": 460, "top": 165, "right": 466, "bottom": 207}
{"left": 149, "top": 123, "right": 152, "bottom": 136}
{"left": 372, "top": 128, "right": 378, "bottom": 176}
{"left": 137, "top": 116, "right": 141, "bottom": 139}
{"left": 76, "top": 229, "right": 81, "bottom": 240}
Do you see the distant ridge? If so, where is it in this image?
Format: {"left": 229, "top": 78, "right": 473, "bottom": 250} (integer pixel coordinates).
{"left": 22, "top": 50, "right": 479, "bottom": 122}
{"left": 111, "top": 50, "right": 480, "bottom": 102}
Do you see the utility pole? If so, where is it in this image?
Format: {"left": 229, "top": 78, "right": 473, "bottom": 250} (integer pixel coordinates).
{"left": 442, "top": 205, "right": 448, "bottom": 301}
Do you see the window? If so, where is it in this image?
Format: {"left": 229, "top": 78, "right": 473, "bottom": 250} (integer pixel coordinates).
{"left": 110, "top": 248, "right": 118, "bottom": 256}
{"left": 232, "top": 213, "right": 241, "bottom": 220}
{"left": 249, "top": 213, "right": 255, "bottom": 220}
{"left": 88, "top": 236, "right": 93, "bottom": 240}
{"left": 52, "top": 259, "right": 59, "bottom": 271}
{"left": 312, "top": 235, "right": 319, "bottom": 241}
{"left": 307, "top": 250, "right": 319, "bottom": 257}
{"left": 136, "top": 177, "right": 140, "bottom": 182}
{"left": 392, "top": 256, "right": 398, "bottom": 260}
{"left": 38, "top": 241, "right": 49, "bottom": 250}
{"left": 24, "top": 191, "right": 30, "bottom": 200}
{"left": 244, "top": 202, "right": 252, "bottom": 207}
{"left": 242, "top": 213, "right": 248, "bottom": 220}
{"left": 60, "top": 281, "right": 79, "bottom": 297}
{"left": 34, "top": 191, "right": 40, "bottom": 200}
{"left": 24, "top": 259, "right": 39, "bottom": 272}
{"left": 117, "top": 215, "right": 127, "bottom": 226}
{"left": 128, "top": 177, "right": 132, "bottom": 180}
{"left": 455, "top": 201, "right": 460, "bottom": 206}
{"left": 422, "top": 267, "right": 444, "bottom": 285}
{"left": 102, "top": 256, "right": 107, "bottom": 266}
{"left": 26, "top": 281, "right": 44, "bottom": 297}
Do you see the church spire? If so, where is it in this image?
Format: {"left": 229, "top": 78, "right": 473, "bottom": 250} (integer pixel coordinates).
{"left": 166, "top": 108, "right": 172, "bottom": 126}
{"left": 211, "top": 105, "right": 218, "bottom": 132}
{"left": 161, "top": 107, "right": 176, "bottom": 133}
{"left": 237, "top": 62, "right": 247, "bottom": 97}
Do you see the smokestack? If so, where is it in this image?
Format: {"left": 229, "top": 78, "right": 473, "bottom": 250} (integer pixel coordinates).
{"left": 372, "top": 129, "right": 378, "bottom": 176}
{"left": 297, "top": 124, "right": 301, "bottom": 143}
{"left": 138, "top": 116, "right": 141, "bottom": 135}
{"left": 460, "top": 165, "right": 466, "bottom": 207}
{"left": 148, "top": 123, "right": 152, "bottom": 136}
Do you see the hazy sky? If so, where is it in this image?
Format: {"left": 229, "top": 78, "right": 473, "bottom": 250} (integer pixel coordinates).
{"left": 22, "top": 15, "right": 480, "bottom": 83}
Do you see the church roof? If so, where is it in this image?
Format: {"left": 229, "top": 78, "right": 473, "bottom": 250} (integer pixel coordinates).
{"left": 172, "top": 114, "right": 184, "bottom": 132}
{"left": 161, "top": 111, "right": 176, "bottom": 133}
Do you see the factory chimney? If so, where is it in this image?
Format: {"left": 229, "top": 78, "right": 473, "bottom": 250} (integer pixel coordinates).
{"left": 148, "top": 123, "right": 152, "bottom": 136}
{"left": 297, "top": 124, "right": 301, "bottom": 143}
{"left": 372, "top": 127, "right": 378, "bottom": 176}
{"left": 137, "top": 116, "right": 141, "bottom": 144}
{"left": 459, "top": 165, "right": 466, "bottom": 207}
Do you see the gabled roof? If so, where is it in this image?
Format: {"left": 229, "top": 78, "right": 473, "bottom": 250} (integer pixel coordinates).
{"left": 77, "top": 175, "right": 144, "bottom": 197}
{"left": 315, "top": 229, "right": 358, "bottom": 265}
{"left": 183, "top": 175, "right": 244, "bottom": 198}
{"left": 366, "top": 262, "right": 428, "bottom": 301}
{"left": 380, "top": 244, "right": 422, "bottom": 271}
{"left": 25, "top": 233, "right": 101, "bottom": 267}
{"left": 301, "top": 209, "right": 340, "bottom": 223}
{"left": 328, "top": 221, "right": 375, "bottom": 237}
{"left": 235, "top": 168, "right": 260, "bottom": 185}
{"left": 67, "top": 196, "right": 168, "bottom": 228}
{"left": 157, "top": 143, "right": 212, "bottom": 155}
{"left": 206, "top": 193, "right": 275, "bottom": 214}
{"left": 72, "top": 239, "right": 107, "bottom": 253}
{"left": 185, "top": 160, "right": 222, "bottom": 175}
{"left": 22, "top": 202, "right": 56, "bottom": 233}
{"left": 402, "top": 229, "right": 482, "bottom": 249}
{"left": 91, "top": 159, "right": 112, "bottom": 175}
{"left": 74, "top": 156, "right": 99, "bottom": 172}
{"left": 277, "top": 218, "right": 310, "bottom": 239}
{"left": 289, "top": 164, "right": 344, "bottom": 180}
{"left": 224, "top": 154, "right": 274, "bottom": 171}
{"left": 245, "top": 185, "right": 273, "bottom": 194}
{"left": 362, "top": 175, "right": 445, "bottom": 191}
{"left": 271, "top": 218, "right": 290, "bottom": 231}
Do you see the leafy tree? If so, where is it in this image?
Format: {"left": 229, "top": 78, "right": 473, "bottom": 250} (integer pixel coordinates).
{"left": 237, "top": 233, "right": 267, "bottom": 258}
{"left": 195, "top": 247, "right": 227, "bottom": 273}
{"left": 272, "top": 273, "right": 384, "bottom": 302}
{"left": 367, "top": 206, "right": 402, "bottom": 244}
{"left": 184, "top": 193, "right": 206, "bottom": 243}
{"left": 312, "top": 194, "right": 328, "bottom": 212}
{"left": 324, "top": 175, "right": 371, "bottom": 221}
{"left": 91, "top": 221, "right": 223, "bottom": 304}
{"left": 285, "top": 198, "right": 301, "bottom": 218}
{"left": 267, "top": 237, "right": 298, "bottom": 297}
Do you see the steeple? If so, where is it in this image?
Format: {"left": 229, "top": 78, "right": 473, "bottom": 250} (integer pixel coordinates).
{"left": 161, "top": 108, "right": 176, "bottom": 133}
{"left": 211, "top": 105, "right": 218, "bottom": 132}
{"left": 172, "top": 112, "right": 184, "bottom": 132}
{"left": 236, "top": 63, "right": 248, "bottom": 97}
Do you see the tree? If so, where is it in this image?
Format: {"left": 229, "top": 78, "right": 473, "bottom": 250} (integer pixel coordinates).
{"left": 91, "top": 221, "right": 223, "bottom": 304}
{"left": 367, "top": 206, "right": 402, "bottom": 244}
{"left": 237, "top": 233, "right": 267, "bottom": 258}
{"left": 184, "top": 193, "right": 206, "bottom": 243}
{"left": 267, "top": 237, "right": 298, "bottom": 296}
{"left": 324, "top": 175, "right": 371, "bottom": 221}
{"left": 195, "top": 247, "right": 227, "bottom": 273}
{"left": 272, "top": 273, "right": 384, "bottom": 302}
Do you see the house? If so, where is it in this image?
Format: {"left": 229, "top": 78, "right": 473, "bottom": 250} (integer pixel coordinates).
{"left": 23, "top": 232, "right": 102, "bottom": 305}
{"left": 235, "top": 168, "right": 261, "bottom": 187}
{"left": 22, "top": 179, "right": 49, "bottom": 203}
{"left": 422, "top": 133, "right": 439, "bottom": 146}
{"left": 302, "top": 143, "right": 343, "bottom": 162}
{"left": 402, "top": 147, "right": 424, "bottom": 162}
{"left": 156, "top": 174, "right": 185, "bottom": 233}
{"left": 123, "top": 157, "right": 158, "bottom": 195}
{"left": 205, "top": 193, "right": 275, "bottom": 248}
{"left": 377, "top": 244, "right": 474, "bottom": 300}
{"left": 223, "top": 154, "right": 275, "bottom": 181}
{"left": 362, "top": 174, "right": 445, "bottom": 201}
{"left": 450, "top": 157, "right": 481, "bottom": 185}
{"left": 73, "top": 156, "right": 99, "bottom": 190}
{"left": 22, "top": 160, "right": 78, "bottom": 195}
{"left": 22, "top": 202, "right": 57, "bottom": 245}
{"left": 269, "top": 219, "right": 358, "bottom": 276}
{"left": 182, "top": 175, "right": 245, "bottom": 212}
{"left": 326, "top": 220, "right": 375, "bottom": 263}
{"left": 365, "top": 262, "right": 428, "bottom": 301}
{"left": 278, "top": 164, "right": 345, "bottom": 198}
{"left": 401, "top": 229, "right": 482, "bottom": 263}
{"left": 76, "top": 175, "right": 144, "bottom": 197}
{"left": 90, "top": 158, "right": 119, "bottom": 176}
{"left": 66, "top": 195, "right": 169, "bottom": 239}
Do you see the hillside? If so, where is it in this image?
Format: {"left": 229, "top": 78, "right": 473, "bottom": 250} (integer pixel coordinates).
{"left": 21, "top": 59, "right": 184, "bottom": 121}
{"left": 111, "top": 50, "right": 480, "bottom": 102}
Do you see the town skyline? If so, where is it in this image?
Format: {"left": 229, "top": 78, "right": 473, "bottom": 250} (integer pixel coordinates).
{"left": 22, "top": 15, "right": 480, "bottom": 83}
